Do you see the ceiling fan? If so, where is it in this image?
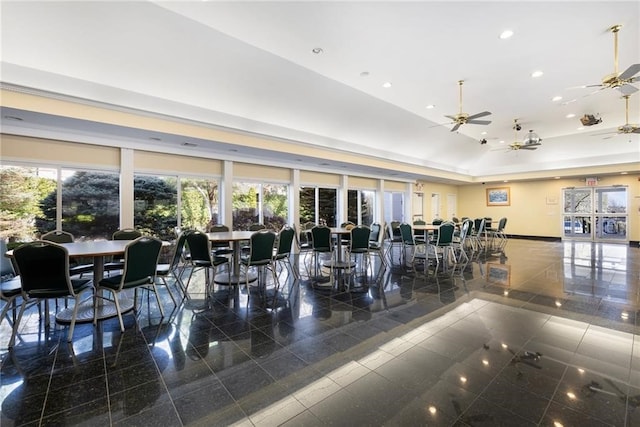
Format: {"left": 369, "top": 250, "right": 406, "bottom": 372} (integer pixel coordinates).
{"left": 444, "top": 80, "right": 492, "bottom": 132}
{"left": 581, "top": 25, "right": 640, "bottom": 96}
{"left": 500, "top": 119, "right": 542, "bottom": 151}
{"left": 592, "top": 95, "right": 640, "bottom": 139}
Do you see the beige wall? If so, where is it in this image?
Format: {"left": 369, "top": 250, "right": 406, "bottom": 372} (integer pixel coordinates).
{"left": 458, "top": 176, "right": 640, "bottom": 240}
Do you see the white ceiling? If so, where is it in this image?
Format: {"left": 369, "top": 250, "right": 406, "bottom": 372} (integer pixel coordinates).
{"left": 1, "top": 1, "right": 639, "bottom": 181}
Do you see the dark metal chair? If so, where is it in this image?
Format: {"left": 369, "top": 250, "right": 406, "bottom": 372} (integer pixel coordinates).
{"left": 240, "top": 230, "right": 278, "bottom": 307}
{"left": 155, "top": 231, "right": 190, "bottom": 304}
{"left": 273, "top": 225, "right": 297, "bottom": 280}
{"left": 94, "top": 236, "right": 163, "bottom": 332}
{"left": 184, "top": 231, "right": 229, "bottom": 297}
{"left": 10, "top": 241, "right": 93, "bottom": 346}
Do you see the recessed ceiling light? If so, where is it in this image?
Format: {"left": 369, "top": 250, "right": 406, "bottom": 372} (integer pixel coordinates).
{"left": 481, "top": 131, "right": 487, "bottom": 135}
{"left": 149, "top": 137, "right": 162, "bottom": 141}
{"left": 566, "top": 113, "right": 576, "bottom": 119}
{"left": 552, "top": 96, "right": 563, "bottom": 102}
{"left": 425, "top": 104, "right": 435, "bottom": 109}
{"left": 554, "top": 176, "right": 561, "bottom": 179}
{"left": 181, "top": 142, "right": 197, "bottom": 147}
{"left": 360, "top": 71, "right": 370, "bottom": 77}
{"left": 576, "top": 127, "right": 584, "bottom": 130}
{"left": 499, "top": 30, "right": 514, "bottom": 39}
{"left": 531, "top": 70, "right": 544, "bottom": 78}
{"left": 228, "top": 148, "right": 238, "bottom": 152}
{"left": 382, "top": 82, "right": 392, "bottom": 88}
{"left": 3, "top": 115, "right": 23, "bottom": 121}
{"left": 311, "top": 47, "right": 323, "bottom": 54}
{"left": 621, "top": 171, "right": 628, "bottom": 175}
{"left": 499, "top": 140, "right": 505, "bottom": 144}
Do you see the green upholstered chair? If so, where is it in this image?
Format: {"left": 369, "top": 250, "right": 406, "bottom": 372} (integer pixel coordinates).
{"left": 10, "top": 241, "right": 93, "bottom": 346}
{"left": 184, "top": 231, "right": 229, "bottom": 297}
{"left": 273, "top": 225, "right": 297, "bottom": 280}
{"left": 155, "top": 231, "right": 190, "bottom": 304}
{"left": 94, "top": 236, "right": 163, "bottom": 332}
{"left": 240, "top": 230, "right": 278, "bottom": 307}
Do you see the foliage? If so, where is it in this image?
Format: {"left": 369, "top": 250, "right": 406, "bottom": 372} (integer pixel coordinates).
{"left": 0, "top": 167, "right": 56, "bottom": 242}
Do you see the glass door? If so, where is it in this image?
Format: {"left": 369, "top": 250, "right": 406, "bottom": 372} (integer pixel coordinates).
{"left": 562, "top": 186, "right": 628, "bottom": 242}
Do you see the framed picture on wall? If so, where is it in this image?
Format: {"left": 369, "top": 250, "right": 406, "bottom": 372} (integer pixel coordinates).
{"left": 486, "top": 187, "right": 510, "bottom": 206}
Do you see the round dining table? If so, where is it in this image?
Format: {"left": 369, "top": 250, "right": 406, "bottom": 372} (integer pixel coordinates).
{"left": 5, "top": 240, "right": 137, "bottom": 324}
{"left": 205, "top": 230, "right": 257, "bottom": 285}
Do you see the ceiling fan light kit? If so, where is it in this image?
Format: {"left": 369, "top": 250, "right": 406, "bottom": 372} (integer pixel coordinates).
{"left": 444, "top": 80, "right": 492, "bottom": 132}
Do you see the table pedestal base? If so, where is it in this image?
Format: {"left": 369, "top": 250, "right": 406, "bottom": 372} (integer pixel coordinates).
{"left": 213, "top": 273, "right": 257, "bottom": 286}
{"left": 55, "top": 297, "right": 135, "bottom": 324}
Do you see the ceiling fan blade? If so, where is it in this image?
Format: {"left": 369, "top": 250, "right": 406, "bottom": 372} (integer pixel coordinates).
{"left": 444, "top": 115, "right": 457, "bottom": 121}
{"left": 521, "top": 146, "right": 538, "bottom": 150}
{"left": 618, "top": 84, "right": 639, "bottom": 96}
{"left": 467, "top": 120, "right": 491, "bottom": 125}
{"left": 619, "top": 63, "right": 640, "bottom": 80}
{"left": 632, "top": 128, "right": 640, "bottom": 134}
{"left": 450, "top": 123, "right": 462, "bottom": 132}
{"left": 466, "top": 111, "right": 491, "bottom": 120}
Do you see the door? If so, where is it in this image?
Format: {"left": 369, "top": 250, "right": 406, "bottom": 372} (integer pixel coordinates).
{"left": 562, "top": 186, "right": 627, "bottom": 242}
{"left": 431, "top": 193, "right": 440, "bottom": 221}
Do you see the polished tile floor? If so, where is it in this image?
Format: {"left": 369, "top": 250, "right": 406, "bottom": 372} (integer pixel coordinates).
{"left": 1, "top": 239, "right": 639, "bottom": 426}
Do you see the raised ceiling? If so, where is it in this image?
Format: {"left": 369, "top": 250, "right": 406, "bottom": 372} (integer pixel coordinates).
{"left": 1, "top": 1, "right": 639, "bottom": 182}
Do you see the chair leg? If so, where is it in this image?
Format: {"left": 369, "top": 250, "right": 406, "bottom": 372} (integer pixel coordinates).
{"left": 161, "top": 277, "right": 178, "bottom": 307}
{"left": 150, "top": 283, "right": 165, "bottom": 318}
{"left": 111, "top": 290, "right": 125, "bottom": 333}
{"left": 67, "top": 295, "right": 81, "bottom": 342}
{"left": 8, "top": 299, "right": 28, "bottom": 348}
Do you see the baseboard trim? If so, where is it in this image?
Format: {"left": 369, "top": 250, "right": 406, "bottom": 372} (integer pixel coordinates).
{"left": 507, "top": 235, "right": 562, "bottom": 242}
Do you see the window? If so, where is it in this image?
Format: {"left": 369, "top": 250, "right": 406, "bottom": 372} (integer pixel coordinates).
{"left": 300, "top": 186, "right": 337, "bottom": 227}
{"left": 60, "top": 169, "right": 120, "bottom": 241}
{"left": 1, "top": 165, "right": 121, "bottom": 243}
{"left": 1, "top": 165, "right": 57, "bottom": 244}
{"left": 134, "top": 174, "right": 177, "bottom": 240}
{"left": 180, "top": 177, "right": 220, "bottom": 232}
{"left": 233, "top": 182, "right": 288, "bottom": 230}
{"left": 348, "top": 189, "right": 375, "bottom": 225}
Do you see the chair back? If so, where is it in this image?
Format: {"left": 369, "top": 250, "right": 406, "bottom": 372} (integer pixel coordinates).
{"left": 247, "top": 230, "right": 277, "bottom": 263}
{"left": 209, "top": 224, "right": 230, "bottom": 233}
{"left": 459, "top": 219, "right": 472, "bottom": 243}
{"left": 13, "top": 241, "right": 73, "bottom": 296}
{"left": 369, "top": 223, "right": 381, "bottom": 244}
{"left": 389, "top": 221, "right": 401, "bottom": 238}
{"left": 120, "top": 237, "right": 162, "bottom": 289}
{"left": 497, "top": 217, "right": 508, "bottom": 232}
{"left": 169, "top": 231, "right": 190, "bottom": 269}
{"left": 311, "top": 226, "right": 332, "bottom": 251}
{"left": 437, "top": 222, "right": 456, "bottom": 246}
{"left": 474, "top": 218, "right": 486, "bottom": 235}
{"left": 350, "top": 226, "right": 370, "bottom": 252}
{"left": 41, "top": 230, "right": 74, "bottom": 243}
{"left": 275, "top": 226, "right": 295, "bottom": 259}
{"left": 185, "top": 232, "right": 212, "bottom": 263}
{"left": 113, "top": 228, "right": 142, "bottom": 240}
{"left": 399, "top": 223, "right": 414, "bottom": 245}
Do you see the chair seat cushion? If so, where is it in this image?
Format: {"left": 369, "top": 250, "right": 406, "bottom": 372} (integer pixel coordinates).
{"left": 28, "top": 278, "right": 91, "bottom": 297}
{"left": 0, "top": 277, "right": 22, "bottom": 296}
{"left": 156, "top": 264, "right": 170, "bottom": 275}
{"left": 99, "top": 275, "right": 150, "bottom": 290}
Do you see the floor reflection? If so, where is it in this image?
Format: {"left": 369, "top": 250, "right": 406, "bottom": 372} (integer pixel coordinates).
{"left": 0, "top": 239, "right": 639, "bottom": 426}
